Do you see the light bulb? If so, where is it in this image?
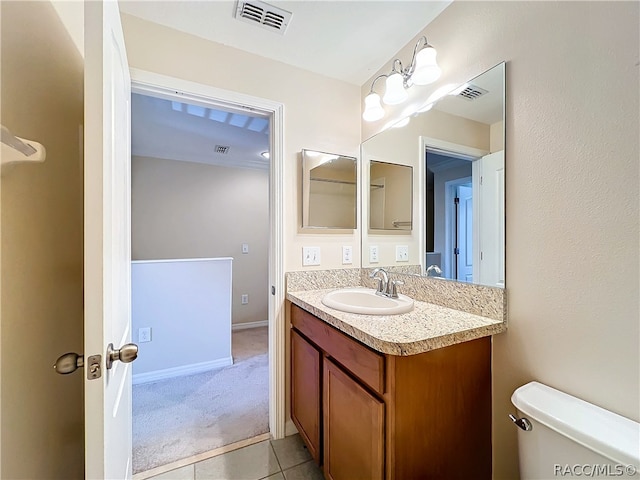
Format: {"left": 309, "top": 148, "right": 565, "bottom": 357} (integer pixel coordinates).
{"left": 412, "top": 46, "right": 441, "bottom": 86}
{"left": 383, "top": 73, "right": 408, "bottom": 105}
{"left": 362, "top": 93, "right": 384, "bottom": 122}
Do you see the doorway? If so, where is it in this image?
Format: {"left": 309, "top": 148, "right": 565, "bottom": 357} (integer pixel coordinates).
{"left": 421, "top": 138, "right": 487, "bottom": 280}
{"left": 445, "top": 180, "right": 472, "bottom": 282}
{"left": 129, "top": 71, "right": 286, "bottom": 474}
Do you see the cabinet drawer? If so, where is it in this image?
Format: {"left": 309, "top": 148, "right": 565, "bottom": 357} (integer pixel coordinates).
{"left": 291, "top": 304, "right": 385, "bottom": 395}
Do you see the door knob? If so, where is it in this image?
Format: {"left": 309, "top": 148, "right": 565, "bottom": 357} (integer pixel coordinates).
{"left": 54, "top": 352, "right": 84, "bottom": 374}
{"left": 106, "top": 343, "right": 138, "bottom": 369}
{"left": 54, "top": 352, "right": 102, "bottom": 379}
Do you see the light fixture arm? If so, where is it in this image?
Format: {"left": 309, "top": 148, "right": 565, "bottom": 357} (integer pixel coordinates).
{"left": 396, "top": 36, "right": 432, "bottom": 86}
{"left": 368, "top": 73, "right": 389, "bottom": 94}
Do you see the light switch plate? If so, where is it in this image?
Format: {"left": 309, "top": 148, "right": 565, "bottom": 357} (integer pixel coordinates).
{"left": 303, "top": 246, "right": 321, "bottom": 266}
{"left": 369, "top": 245, "right": 379, "bottom": 263}
{"left": 342, "top": 246, "right": 353, "bottom": 265}
{"left": 396, "top": 245, "right": 409, "bottom": 262}
{"left": 241, "top": 243, "right": 249, "bottom": 254}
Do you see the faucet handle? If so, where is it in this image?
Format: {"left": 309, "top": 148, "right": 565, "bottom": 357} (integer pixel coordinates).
{"left": 388, "top": 279, "right": 404, "bottom": 298}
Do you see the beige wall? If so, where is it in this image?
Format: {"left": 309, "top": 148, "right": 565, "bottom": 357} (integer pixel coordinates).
{"left": 121, "top": 14, "right": 362, "bottom": 272}
{"left": 362, "top": 2, "right": 639, "bottom": 478}
{"left": 490, "top": 121, "right": 504, "bottom": 153}
{"left": 0, "top": 1, "right": 84, "bottom": 478}
{"left": 132, "top": 156, "right": 269, "bottom": 325}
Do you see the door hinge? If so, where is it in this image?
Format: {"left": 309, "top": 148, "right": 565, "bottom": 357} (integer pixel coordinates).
{"left": 454, "top": 248, "right": 460, "bottom": 255}
{"left": 271, "top": 285, "right": 276, "bottom": 295}
{"left": 454, "top": 197, "right": 460, "bottom": 205}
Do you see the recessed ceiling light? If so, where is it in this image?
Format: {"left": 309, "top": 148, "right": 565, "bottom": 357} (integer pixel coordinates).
{"left": 261, "top": 151, "right": 270, "bottom": 159}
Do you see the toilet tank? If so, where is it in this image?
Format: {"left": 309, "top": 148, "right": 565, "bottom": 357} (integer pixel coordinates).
{"left": 511, "top": 382, "right": 640, "bottom": 480}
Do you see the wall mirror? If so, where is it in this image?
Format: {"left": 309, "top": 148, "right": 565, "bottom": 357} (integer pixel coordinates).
{"left": 301, "top": 149, "right": 357, "bottom": 229}
{"left": 361, "top": 62, "right": 505, "bottom": 288}
{"left": 369, "top": 160, "right": 413, "bottom": 231}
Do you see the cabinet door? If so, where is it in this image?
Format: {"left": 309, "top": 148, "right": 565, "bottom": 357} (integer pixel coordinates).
{"left": 323, "top": 357, "right": 384, "bottom": 480}
{"left": 291, "top": 329, "right": 322, "bottom": 464}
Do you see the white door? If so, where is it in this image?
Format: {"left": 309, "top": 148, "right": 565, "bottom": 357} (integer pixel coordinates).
{"left": 84, "top": 1, "right": 133, "bottom": 478}
{"left": 456, "top": 185, "right": 473, "bottom": 282}
{"left": 478, "top": 151, "right": 505, "bottom": 287}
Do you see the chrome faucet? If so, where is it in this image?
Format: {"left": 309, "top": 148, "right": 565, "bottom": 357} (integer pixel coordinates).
{"left": 369, "top": 268, "right": 389, "bottom": 296}
{"left": 369, "top": 268, "right": 404, "bottom": 299}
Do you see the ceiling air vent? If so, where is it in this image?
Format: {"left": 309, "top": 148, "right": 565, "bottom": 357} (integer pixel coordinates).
{"left": 234, "top": 0, "right": 292, "bottom": 35}
{"left": 215, "top": 145, "right": 230, "bottom": 154}
{"left": 457, "top": 84, "right": 489, "bottom": 101}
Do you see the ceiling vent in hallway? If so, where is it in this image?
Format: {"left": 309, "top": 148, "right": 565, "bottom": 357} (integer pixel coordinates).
{"left": 457, "top": 84, "right": 489, "bottom": 101}
{"left": 215, "top": 145, "right": 230, "bottom": 154}
{"left": 234, "top": 0, "right": 292, "bottom": 35}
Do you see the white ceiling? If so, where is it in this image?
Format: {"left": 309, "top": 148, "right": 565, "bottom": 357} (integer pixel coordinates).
{"left": 125, "top": 1, "right": 453, "bottom": 168}
{"left": 118, "top": 0, "right": 451, "bottom": 85}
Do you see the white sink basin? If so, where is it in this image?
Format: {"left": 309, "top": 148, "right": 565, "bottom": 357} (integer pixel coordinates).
{"left": 321, "top": 288, "right": 414, "bottom": 315}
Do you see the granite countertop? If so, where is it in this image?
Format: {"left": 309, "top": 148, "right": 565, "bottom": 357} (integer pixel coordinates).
{"left": 287, "top": 288, "right": 506, "bottom": 356}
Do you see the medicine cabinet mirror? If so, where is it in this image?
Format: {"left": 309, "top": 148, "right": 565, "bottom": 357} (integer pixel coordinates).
{"left": 360, "top": 62, "right": 506, "bottom": 288}
{"left": 302, "top": 149, "right": 357, "bottom": 230}
{"left": 369, "top": 161, "right": 413, "bottom": 231}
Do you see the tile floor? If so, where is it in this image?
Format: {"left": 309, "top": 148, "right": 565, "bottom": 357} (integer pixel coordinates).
{"left": 147, "top": 434, "right": 324, "bottom": 480}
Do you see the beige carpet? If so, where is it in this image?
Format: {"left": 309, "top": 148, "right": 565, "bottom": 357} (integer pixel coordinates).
{"left": 132, "top": 327, "right": 269, "bottom": 474}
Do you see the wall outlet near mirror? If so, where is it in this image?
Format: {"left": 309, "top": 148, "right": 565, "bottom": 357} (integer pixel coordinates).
{"left": 369, "top": 245, "right": 379, "bottom": 263}
{"left": 396, "top": 245, "right": 409, "bottom": 262}
{"left": 342, "top": 246, "right": 353, "bottom": 265}
{"left": 302, "top": 246, "right": 321, "bottom": 266}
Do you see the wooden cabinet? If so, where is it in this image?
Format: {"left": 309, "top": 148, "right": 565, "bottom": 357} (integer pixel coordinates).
{"left": 323, "top": 357, "right": 384, "bottom": 480}
{"left": 290, "top": 303, "right": 492, "bottom": 480}
{"left": 291, "top": 329, "right": 322, "bottom": 463}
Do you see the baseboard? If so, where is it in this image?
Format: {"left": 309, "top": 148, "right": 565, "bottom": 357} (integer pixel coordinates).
{"left": 285, "top": 418, "right": 299, "bottom": 436}
{"left": 232, "top": 320, "right": 268, "bottom": 331}
{"left": 133, "top": 357, "right": 233, "bottom": 385}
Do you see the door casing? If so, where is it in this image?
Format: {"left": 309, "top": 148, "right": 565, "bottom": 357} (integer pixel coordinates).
{"left": 130, "top": 68, "right": 286, "bottom": 439}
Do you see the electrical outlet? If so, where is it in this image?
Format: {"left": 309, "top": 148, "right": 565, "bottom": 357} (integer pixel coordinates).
{"left": 396, "top": 245, "right": 409, "bottom": 262}
{"left": 369, "top": 245, "right": 379, "bottom": 263}
{"left": 342, "top": 246, "right": 353, "bottom": 265}
{"left": 241, "top": 294, "right": 249, "bottom": 305}
{"left": 302, "top": 246, "right": 321, "bottom": 266}
{"left": 138, "top": 327, "right": 151, "bottom": 343}
{"left": 242, "top": 243, "right": 249, "bottom": 254}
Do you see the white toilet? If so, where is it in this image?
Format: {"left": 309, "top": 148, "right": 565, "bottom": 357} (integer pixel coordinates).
{"left": 511, "top": 381, "right": 640, "bottom": 479}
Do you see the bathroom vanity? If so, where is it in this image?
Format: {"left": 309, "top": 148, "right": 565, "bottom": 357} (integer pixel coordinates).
{"left": 288, "top": 285, "right": 505, "bottom": 480}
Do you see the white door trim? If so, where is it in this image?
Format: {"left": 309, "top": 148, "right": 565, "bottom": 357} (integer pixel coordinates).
{"left": 129, "top": 68, "right": 286, "bottom": 439}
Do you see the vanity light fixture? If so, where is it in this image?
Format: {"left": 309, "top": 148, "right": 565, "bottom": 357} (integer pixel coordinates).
{"left": 362, "top": 36, "right": 441, "bottom": 122}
